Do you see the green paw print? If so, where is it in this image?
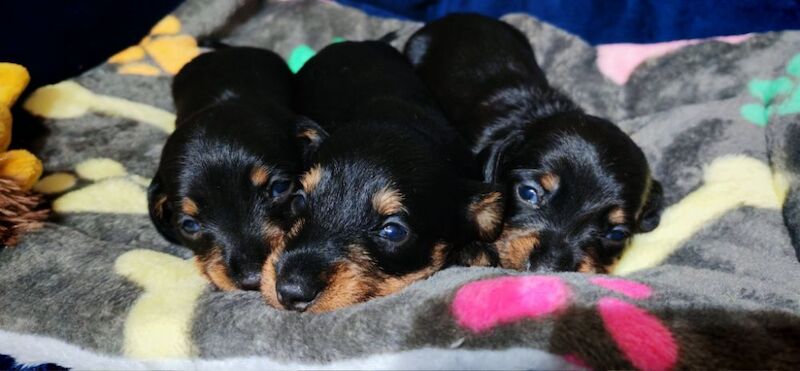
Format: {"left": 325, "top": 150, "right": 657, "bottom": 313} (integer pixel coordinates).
{"left": 287, "top": 37, "right": 346, "bottom": 73}
{"left": 740, "top": 53, "right": 800, "bottom": 126}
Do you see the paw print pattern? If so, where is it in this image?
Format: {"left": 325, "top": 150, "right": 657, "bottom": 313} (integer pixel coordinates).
{"left": 34, "top": 157, "right": 149, "bottom": 215}
{"left": 115, "top": 248, "right": 207, "bottom": 358}
{"left": 451, "top": 275, "right": 678, "bottom": 370}
{"left": 740, "top": 53, "right": 800, "bottom": 126}
{"left": 107, "top": 15, "right": 201, "bottom": 76}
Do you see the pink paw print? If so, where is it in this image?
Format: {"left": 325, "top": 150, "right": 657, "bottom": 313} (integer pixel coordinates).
{"left": 451, "top": 275, "right": 677, "bottom": 370}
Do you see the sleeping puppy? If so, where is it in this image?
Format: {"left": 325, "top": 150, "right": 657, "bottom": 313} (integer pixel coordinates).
{"left": 261, "top": 40, "right": 502, "bottom": 312}
{"left": 405, "top": 14, "right": 663, "bottom": 273}
{"left": 148, "top": 47, "right": 322, "bottom": 290}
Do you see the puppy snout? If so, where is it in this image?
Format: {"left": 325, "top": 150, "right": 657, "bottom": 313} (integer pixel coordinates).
{"left": 230, "top": 257, "right": 265, "bottom": 291}
{"left": 276, "top": 276, "right": 322, "bottom": 312}
{"left": 237, "top": 271, "right": 262, "bottom": 291}
{"left": 275, "top": 251, "right": 327, "bottom": 311}
{"left": 529, "top": 232, "right": 575, "bottom": 272}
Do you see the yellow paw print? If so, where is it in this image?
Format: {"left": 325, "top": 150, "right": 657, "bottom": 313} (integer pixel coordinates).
{"left": 108, "top": 15, "right": 201, "bottom": 76}
{"left": 35, "top": 157, "right": 150, "bottom": 214}
{"left": 613, "top": 155, "right": 789, "bottom": 275}
{"left": 24, "top": 80, "right": 175, "bottom": 133}
{"left": 115, "top": 248, "right": 207, "bottom": 358}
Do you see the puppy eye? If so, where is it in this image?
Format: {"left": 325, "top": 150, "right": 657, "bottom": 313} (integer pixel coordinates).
{"left": 604, "top": 226, "right": 630, "bottom": 242}
{"left": 517, "top": 184, "right": 540, "bottom": 204}
{"left": 179, "top": 216, "right": 201, "bottom": 236}
{"left": 379, "top": 222, "right": 409, "bottom": 243}
{"left": 270, "top": 180, "right": 292, "bottom": 198}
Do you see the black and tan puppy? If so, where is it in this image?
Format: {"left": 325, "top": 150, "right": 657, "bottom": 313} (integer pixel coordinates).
{"left": 405, "top": 14, "right": 663, "bottom": 273}
{"left": 260, "top": 40, "right": 502, "bottom": 312}
{"left": 148, "top": 47, "right": 322, "bottom": 290}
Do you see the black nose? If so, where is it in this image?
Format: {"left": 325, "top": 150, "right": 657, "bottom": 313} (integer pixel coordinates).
{"left": 237, "top": 272, "right": 262, "bottom": 291}
{"left": 276, "top": 277, "right": 322, "bottom": 312}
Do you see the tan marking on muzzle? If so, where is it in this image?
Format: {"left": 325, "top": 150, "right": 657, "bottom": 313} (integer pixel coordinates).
{"left": 470, "top": 191, "right": 503, "bottom": 241}
{"left": 195, "top": 247, "right": 237, "bottom": 291}
{"left": 464, "top": 249, "right": 494, "bottom": 267}
{"left": 577, "top": 250, "right": 609, "bottom": 274}
{"left": 260, "top": 240, "right": 286, "bottom": 309}
{"left": 263, "top": 221, "right": 287, "bottom": 252}
{"left": 304, "top": 242, "right": 448, "bottom": 313}
{"left": 495, "top": 226, "right": 539, "bottom": 270}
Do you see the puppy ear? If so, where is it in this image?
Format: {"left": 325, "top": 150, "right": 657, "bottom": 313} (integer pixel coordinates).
{"left": 147, "top": 175, "right": 179, "bottom": 244}
{"left": 637, "top": 179, "right": 664, "bottom": 233}
{"left": 460, "top": 180, "right": 505, "bottom": 242}
{"left": 477, "top": 134, "right": 521, "bottom": 183}
{"left": 293, "top": 116, "right": 328, "bottom": 164}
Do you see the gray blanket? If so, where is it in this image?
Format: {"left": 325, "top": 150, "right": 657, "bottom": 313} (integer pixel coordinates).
{"left": 1, "top": 0, "right": 799, "bottom": 369}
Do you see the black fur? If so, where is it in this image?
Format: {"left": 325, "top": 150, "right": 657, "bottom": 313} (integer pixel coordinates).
{"left": 405, "top": 14, "right": 664, "bottom": 272}
{"left": 268, "top": 40, "right": 498, "bottom": 312}
{"left": 148, "top": 47, "right": 321, "bottom": 290}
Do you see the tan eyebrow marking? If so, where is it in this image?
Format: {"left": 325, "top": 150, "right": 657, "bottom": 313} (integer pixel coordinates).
{"left": 250, "top": 166, "right": 270, "bottom": 187}
{"left": 496, "top": 227, "right": 539, "bottom": 271}
{"left": 300, "top": 164, "right": 322, "bottom": 193}
{"left": 608, "top": 207, "right": 626, "bottom": 224}
{"left": 181, "top": 198, "right": 198, "bottom": 216}
{"left": 372, "top": 186, "right": 406, "bottom": 216}
{"left": 297, "top": 128, "right": 321, "bottom": 143}
{"left": 540, "top": 172, "right": 560, "bottom": 192}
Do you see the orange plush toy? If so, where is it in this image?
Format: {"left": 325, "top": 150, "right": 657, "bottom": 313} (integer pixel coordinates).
{"left": 0, "top": 63, "right": 48, "bottom": 246}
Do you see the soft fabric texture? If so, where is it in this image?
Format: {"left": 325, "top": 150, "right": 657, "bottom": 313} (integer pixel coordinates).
{"left": 1, "top": 0, "right": 799, "bottom": 369}
{"left": 335, "top": 0, "right": 800, "bottom": 44}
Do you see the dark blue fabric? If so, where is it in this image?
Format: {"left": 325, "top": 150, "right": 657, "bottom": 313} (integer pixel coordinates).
{"left": 335, "top": 0, "right": 800, "bottom": 45}
{"left": 0, "top": 354, "right": 68, "bottom": 371}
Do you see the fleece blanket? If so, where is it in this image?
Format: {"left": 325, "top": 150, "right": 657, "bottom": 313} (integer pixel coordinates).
{"left": 2, "top": 0, "right": 800, "bottom": 369}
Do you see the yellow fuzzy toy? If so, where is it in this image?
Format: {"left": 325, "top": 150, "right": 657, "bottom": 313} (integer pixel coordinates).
{"left": 0, "top": 63, "right": 48, "bottom": 245}
{"left": 0, "top": 63, "right": 43, "bottom": 190}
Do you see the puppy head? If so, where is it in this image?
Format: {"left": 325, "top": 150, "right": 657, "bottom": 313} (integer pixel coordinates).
{"left": 148, "top": 103, "right": 322, "bottom": 290}
{"left": 486, "top": 113, "right": 663, "bottom": 273}
{"left": 261, "top": 126, "right": 502, "bottom": 312}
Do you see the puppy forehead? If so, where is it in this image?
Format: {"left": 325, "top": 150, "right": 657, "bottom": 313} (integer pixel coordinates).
{"left": 306, "top": 161, "right": 396, "bottom": 215}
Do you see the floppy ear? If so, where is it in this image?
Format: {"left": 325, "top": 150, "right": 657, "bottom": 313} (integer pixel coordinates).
{"left": 147, "top": 175, "right": 179, "bottom": 244}
{"left": 637, "top": 179, "right": 664, "bottom": 233}
{"left": 476, "top": 133, "right": 521, "bottom": 183}
{"left": 293, "top": 116, "right": 328, "bottom": 164}
{"left": 460, "top": 180, "right": 506, "bottom": 242}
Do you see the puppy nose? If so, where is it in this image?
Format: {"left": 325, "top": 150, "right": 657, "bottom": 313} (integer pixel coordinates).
{"left": 237, "top": 272, "right": 262, "bottom": 291}
{"left": 276, "top": 277, "right": 322, "bottom": 312}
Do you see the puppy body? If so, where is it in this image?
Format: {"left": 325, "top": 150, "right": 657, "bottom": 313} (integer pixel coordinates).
{"left": 405, "top": 14, "right": 663, "bottom": 272}
{"left": 149, "top": 47, "right": 316, "bottom": 290}
{"left": 263, "top": 41, "right": 499, "bottom": 312}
